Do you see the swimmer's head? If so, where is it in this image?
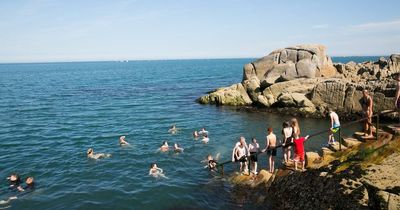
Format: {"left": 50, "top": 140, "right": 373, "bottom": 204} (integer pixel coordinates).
{"left": 9, "top": 173, "right": 19, "bottom": 182}
{"left": 150, "top": 163, "right": 157, "bottom": 168}
{"left": 201, "top": 128, "right": 205, "bottom": 131}
{"left": 162, "top": 141, "right": 168, "bottom": 146}
{"left": 268, "top": 127, "right": 273, "bottom": 133}
{"left": 207, "top": 154, "right": 212, "bottom": 160}
{"left": 120, "top": 136, "right": 125, "bottom": 141}
{"left": 174, "top": 143, "right": 180, "bottom": 148}
{"left": 26, "top": 177, "right": 34, "bottom": 185}
{"left": 87, "top": 148, "right": 93, "bottom": 155}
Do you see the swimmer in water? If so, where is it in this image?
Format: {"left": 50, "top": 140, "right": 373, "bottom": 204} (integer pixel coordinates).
{"left": 149, "top": 163, "right": 168, "bottom": 179}
{"left": 159, "top": 141, "right": 169, "bottom": 152}
{"left": 7, "top": 173, "right": 21, "bottom": 189}
{"left": 204, "top": 153, "right": 220, "bottom": 172}
{"left": 87, "top": 148, "right": 111, "bottom": 159}
{"left": 174, "top": 143, "right": 184, "bottom": 153}
{"left": 17, "top": 177, "right": 35, "bottom": 192}
{"left": 168, "top": 124, "right": 178, "bottom": 134}
{"left": 198, "top": 128, "right": 208, "bottom": 136}
{"left": 119, "top": 136, "right": 130, "bottom": 146}
{"left": 193, "top": 131, "right": 199, "bottom": 138}
{"left": 201, "top": 134, "right": 209, "bottom": 144}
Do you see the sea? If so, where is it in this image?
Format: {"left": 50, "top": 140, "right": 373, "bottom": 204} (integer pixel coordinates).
{"left": 0, "top": 56, "right": 382, "bottom": 209}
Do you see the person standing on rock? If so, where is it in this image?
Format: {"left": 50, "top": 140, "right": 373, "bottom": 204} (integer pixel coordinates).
{"left": 248, "top": 137, "right": 260, "bottom": 175}
{"left": 264, "top": 128, "right": 277, "bottom": 173}
{"left": 282, "top": 121, "right": 293, "bottom": 164}
{"left": 293, "top": 134, "right": 310, "bottom": 172}
{"left": 361, "top": 90, "right": 373, "bottom": 138}
{"left": 326, "top": 108, "right": 340, "bottom": 145}
{"left": 395, "top": 73, "right": 400, "bottom": 110}
{"left": 233, "top": 136, "right": 249, "bottom": 174}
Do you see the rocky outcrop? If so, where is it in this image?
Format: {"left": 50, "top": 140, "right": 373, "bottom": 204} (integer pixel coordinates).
{"left": 197, "top": 83, "right": 252, "bottom": 106}
{"left": 198, "top": 43, "right": 400, "bottom": 118}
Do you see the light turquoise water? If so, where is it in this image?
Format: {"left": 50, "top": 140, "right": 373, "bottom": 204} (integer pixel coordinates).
{"left": 0, "top": 58, "right": 374, "bottom": 209}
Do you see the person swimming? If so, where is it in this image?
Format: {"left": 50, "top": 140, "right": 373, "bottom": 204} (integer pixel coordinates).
{"left": 204, "top": 154, "right": 220, "bottom": 172}
{"left": 201, "top": 134, "right": 209, "bottom": 143}
{"left": 193, "top": 131, "right": 199, "bottom": 138}
{"left": 174, "top": 143, "right": 184, "bottom": 153}
{"left": 17, "top": 177, "right": 35, "bottom": 192}
{"left": 168, "top": 124, "right": 178, "bottom": 134}
{"left": 149, "top": 163, "right": 168, "bottom": 179}
{"left": 119, "top": 136, "right": 130, "bottom": 146}
{"left": 159, "top": 141, "right": 169, "bottom": 152}
{"left": 87, "top": 148, "right": 111, "bottom": 159}
{"left": 7, "top": 173, "right": 21, "bottom": 189}
{"left": 198, "top": 128, "right": 208, "bottom": 136}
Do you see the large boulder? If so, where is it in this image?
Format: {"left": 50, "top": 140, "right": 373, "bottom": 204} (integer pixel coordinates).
{"left": 243, "top": 44, "right": 337, "bottom": 85}
{"left": 197, "top": 83, "right": 252, "bottom": 106}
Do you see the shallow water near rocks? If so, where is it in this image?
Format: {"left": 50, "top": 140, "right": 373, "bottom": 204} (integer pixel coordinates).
{"left": 0, "top": 58, "right": 375, "bottom": 209}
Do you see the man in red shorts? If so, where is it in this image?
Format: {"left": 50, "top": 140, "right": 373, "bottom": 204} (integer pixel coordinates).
{"left": 293, "top": 134, "right": 310, "bottom": 172}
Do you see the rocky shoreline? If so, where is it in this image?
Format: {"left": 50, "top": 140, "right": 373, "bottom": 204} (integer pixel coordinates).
{"left": 197, "top": 44, "right": 400, "bottom": 119}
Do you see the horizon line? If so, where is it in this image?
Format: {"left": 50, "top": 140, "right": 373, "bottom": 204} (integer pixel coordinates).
{"left": 0, "top": 55, "right": 391, "bottom": 65}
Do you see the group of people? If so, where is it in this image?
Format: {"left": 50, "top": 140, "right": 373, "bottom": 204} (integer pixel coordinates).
{"left": 149, "top": 126, "right": 210, "bottom": 178}
{"left": 193, "top": 128, "right": 209, "bottom": 143}
{"left": 1, "top": 173, "right": 35, "bottom": 205}
{"left": 227, "top": 111, "right": 343, "bottom": 175}
{"left": 85, "top": 87, "right": 382, "bottom": 178}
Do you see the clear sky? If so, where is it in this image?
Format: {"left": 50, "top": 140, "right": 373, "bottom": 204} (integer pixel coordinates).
{"left": 1, "top": 0, "right": 399, "bottom": 62}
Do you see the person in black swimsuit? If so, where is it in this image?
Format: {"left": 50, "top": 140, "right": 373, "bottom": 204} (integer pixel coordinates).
{"left": 361, "top": 90, "right": 373, "bottom": 137}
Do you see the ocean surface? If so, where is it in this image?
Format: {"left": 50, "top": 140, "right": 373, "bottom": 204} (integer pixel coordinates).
{"left": 0, "top": 56, "right": 380, "bottom": 209}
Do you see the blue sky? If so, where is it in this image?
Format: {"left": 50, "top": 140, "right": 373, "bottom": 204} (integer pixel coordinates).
{"left": 0, "top": 0, "right": 399, "bottom": 62}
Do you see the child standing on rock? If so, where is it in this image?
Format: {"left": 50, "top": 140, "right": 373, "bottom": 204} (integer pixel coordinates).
{"left": 293, "top": 134, "right": 310, "bottom": 172}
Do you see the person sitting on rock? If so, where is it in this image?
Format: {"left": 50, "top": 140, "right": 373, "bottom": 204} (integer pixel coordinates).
{"left": 293, "top": 134, "right": 310, "bottom": 172}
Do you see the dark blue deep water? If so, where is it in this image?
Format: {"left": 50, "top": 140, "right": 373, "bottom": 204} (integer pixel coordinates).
{"left": 0, "top": 57, "right": 374, "bottom": 209}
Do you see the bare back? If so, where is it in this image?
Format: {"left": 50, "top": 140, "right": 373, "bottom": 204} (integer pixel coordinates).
{"left": 267, "top": 133, "right": 277, "bottom": 148}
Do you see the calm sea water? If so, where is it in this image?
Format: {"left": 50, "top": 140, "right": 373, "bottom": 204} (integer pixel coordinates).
{"left": 0, "top": 57, "right": 377, "bottom": 209}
